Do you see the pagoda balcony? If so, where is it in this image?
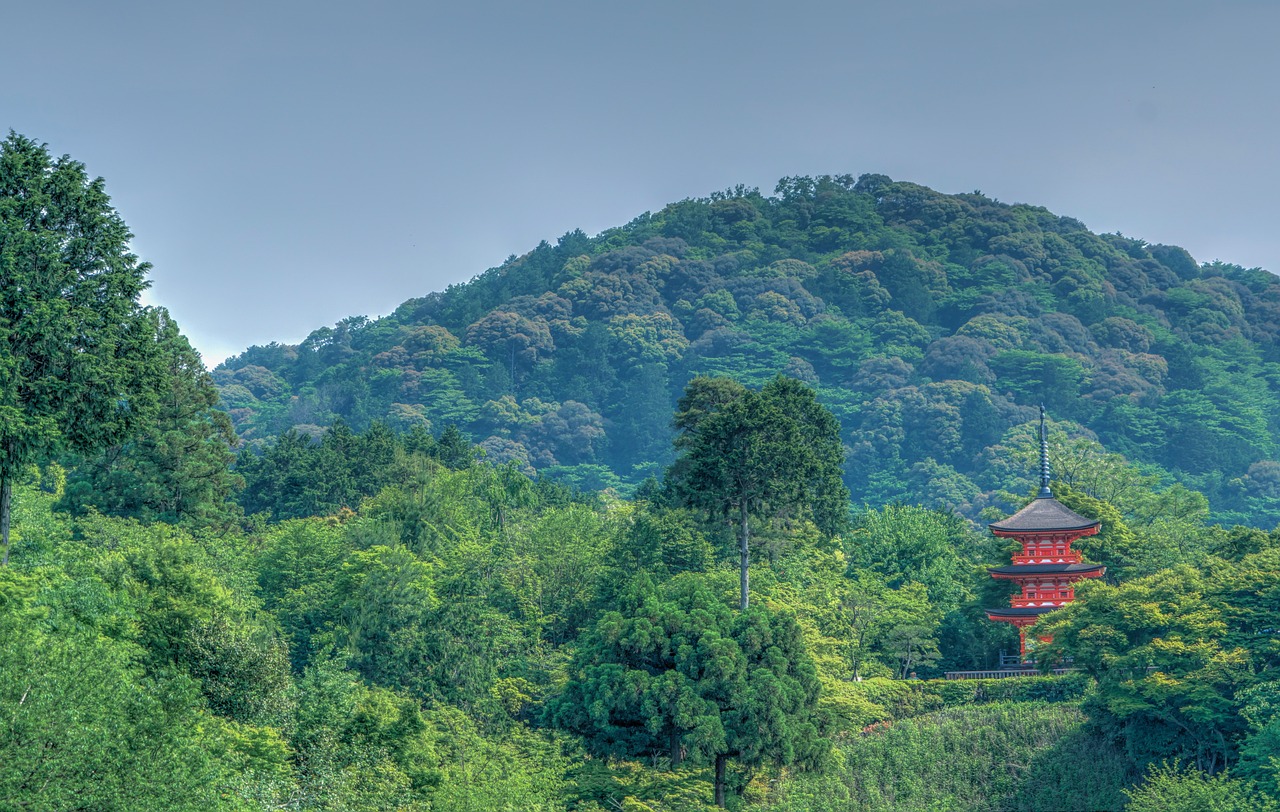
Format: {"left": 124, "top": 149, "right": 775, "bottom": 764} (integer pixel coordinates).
{"left": 1011, "top": 554, "right": 1081, "bottom": 565}
{"left": 1011, "top": 598, "right": 1067, "bottom": 608}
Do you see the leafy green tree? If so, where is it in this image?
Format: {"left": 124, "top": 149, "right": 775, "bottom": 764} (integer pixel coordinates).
{"left": 237, "top": 428, "right": 321, "bottom": 519}
{"left": 255, "top": 518, "right": 352, "bottom": 670}
{"left": 335, "top": 545, "right": 440, "bottom": 694}
{"left": 499, "top": 501, "right": 613, "bottom": 645}
{"left": 291, "top": 656, "right": 439, "bottom": 811}
{"left": 835, "top": 572, "right": 941, "bottom": 680}
{"left": 0, "top": 133, "right": 163, "bottom": 564}
{"left": 436, "top": 423, "right": 477, "bottom": 470}
{"left": 76, "top": 516, "right": 296, "bottom": 727}
{"left": 238, "top": 419, "right": 420, "bottom": 520}
{"left": 1037, "top": 567, "right": 1251, "bottom": 773}
{"left": 466, "top": 309, "right": 553, "bottom": 382}
{"left": 605, "top": 506, "right": 714, "bottom": 585}
{"left": 668, "top": 376, "right": 848, "bottom": 609}
{"left": 1122, "top": 763, "right": 1278, "bottom": 812}
{"left": 1236, "top": 680, "right": 1280, "bottom": 796}
{"left": 848, "top": 504, "right": 970, "bottom": 612}
{"left": 988, "top": 350, "right": 1085, "bottom": 413}
{"left": 0, "top": 570, "right": 237, "bottom": 810}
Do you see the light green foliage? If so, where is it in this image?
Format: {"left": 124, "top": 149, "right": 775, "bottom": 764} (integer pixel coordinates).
{"left": 290, "top": 657, "right": 437, "bottom": 810}
{"left": 1039, "top": 553, "right": 1280, "bottom": 774}
{"left": 832, "top": 702, "right": 1132, "bottom": 812}
{"left": 430, "top": 710, "right": 573, "bottom": 812}
{"left": 1123, "top": 763, "right": 1278, "bottom": 812}
{"left": 849, "top": 504, "right": 970, "bottom": 612}
{"left": 0, "top": 569, "right": 241, "bottom": 811}
{"left": 255, "top": 518, "right": 352, "bottom": 669}
{"left": 335, "top": 544, "right": 440, "bottom": 694}
{"left": 53, "top": 515, "right": 296, "bottom": 730}
{"left": 1236, "top": 680, "right": 1280, "bottom": 795}
{"left": 500, "top": 501, "right": 615, "bottom": 644}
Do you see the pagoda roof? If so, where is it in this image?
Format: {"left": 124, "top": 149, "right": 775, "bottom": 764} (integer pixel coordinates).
{"left": 988, "top": 496, "right": 1101, "bottom": 533}
{"left": 984, "top": 606, "right": 1057, "bottom": 618}
{"left": 988, "top": 563, "right": 1106, "bottom": 576}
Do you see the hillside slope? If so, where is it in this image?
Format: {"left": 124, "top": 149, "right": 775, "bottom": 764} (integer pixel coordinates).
{"left": 216, "top": 174, "right": 1280, "bottom": 524}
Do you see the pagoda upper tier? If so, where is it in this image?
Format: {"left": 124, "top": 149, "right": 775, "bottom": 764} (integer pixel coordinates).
{"left": 989, "top": 497, "right": 1100, "bottom": 535}
{"left": 989, "top": 495, "right": 1101, "bottom": 565}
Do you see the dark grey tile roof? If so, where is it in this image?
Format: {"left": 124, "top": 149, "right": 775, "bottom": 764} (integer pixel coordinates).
{"left": 988, "top": 563, "right": 1106, "bottom": 576}
{"left": 988, "top": 496, "right": 1101, "bottom": 533}
{"left": 984, "top": 606, "right": 1058, "bottom": 617}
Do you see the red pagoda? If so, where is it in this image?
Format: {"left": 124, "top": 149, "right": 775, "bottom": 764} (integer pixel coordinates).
{"left": 986, "top": 408, "right": 1105, "bottom": 658}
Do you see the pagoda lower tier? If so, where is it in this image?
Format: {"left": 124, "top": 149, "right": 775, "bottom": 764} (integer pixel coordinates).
{"left": 989, "top": 563, "right": 1106, "bottom": 608}
{"left": 986, "top": 561, "right": 1106, "bottom": 657}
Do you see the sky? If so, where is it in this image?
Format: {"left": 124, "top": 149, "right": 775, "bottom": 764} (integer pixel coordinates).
{"left": 5, "top": 1, "right": 1279, "bottom": 367}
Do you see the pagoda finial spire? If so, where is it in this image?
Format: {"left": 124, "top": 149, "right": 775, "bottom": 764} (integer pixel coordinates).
{"left": 1038, "top": 405, "right": 1052, "bottom": 498}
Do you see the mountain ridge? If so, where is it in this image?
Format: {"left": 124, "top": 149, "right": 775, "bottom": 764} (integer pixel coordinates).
{"left": 215, "top": 173, "right": 1280, "bottom": 525}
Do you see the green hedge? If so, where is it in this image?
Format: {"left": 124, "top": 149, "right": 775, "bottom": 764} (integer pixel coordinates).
{"left": 910, "top": 672, "right": 1093, "bottom": 709}
{"left": 831, "top": 673, "right": 1093, "bottom": 726}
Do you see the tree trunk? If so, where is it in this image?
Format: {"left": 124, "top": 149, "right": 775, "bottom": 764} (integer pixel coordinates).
{"left": 670, "top": 727, "right": 683, "bottom": 770}
{"left": 714, "top": 753, "right": 728, "bottom": 808}
{"left": 739, "top": 502, "right": 750, "bottom": 611}
{"left": 1, "top": 472, "right": 12, "bottom": 567}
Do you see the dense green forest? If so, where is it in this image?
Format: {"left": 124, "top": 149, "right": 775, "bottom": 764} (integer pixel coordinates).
{"left": 3, "top": 132, "right": 1280, "bottom": 810}
{"left": 218, "top": 173, "right": 1280, "bottom": 527}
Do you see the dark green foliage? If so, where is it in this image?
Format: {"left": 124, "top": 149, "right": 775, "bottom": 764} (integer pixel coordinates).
{"left": 607, "top": 507, "right": 714, "bottom": 581}
{"left": 57, "top": 309, "right": 243, "bottom": 528}
{"left": 0, "top": 133, "right": 166, "bottom": 563}
{"left": 667, "top": 376, "right": 849, "bottom": 609}
{"left": 549, "top": 572, "right": 823, "bottom": 807}
{"left": 237, "top": 420, "right": 457, "bottom": 520}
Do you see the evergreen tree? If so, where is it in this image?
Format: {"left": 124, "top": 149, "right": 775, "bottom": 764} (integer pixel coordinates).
{"left": 548, "top": 573, "right": 823, "bottom": 808}
{"left": 58, "top": 309, "right": 242, "bottom": 527}
{"left": 0, "top": 133, "right": 162, "bottom": 563}
{"left": 667, "top": 376, "right": 848, "bottom": 609}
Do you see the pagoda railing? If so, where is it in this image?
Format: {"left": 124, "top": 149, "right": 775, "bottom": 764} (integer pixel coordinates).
{"left": 944, "top": 667, "right": 1076, "bottom": 680}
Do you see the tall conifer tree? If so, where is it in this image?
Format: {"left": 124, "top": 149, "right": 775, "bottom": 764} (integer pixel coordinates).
{"left": 668, "top": 375, "right": 848, "bottom": 609}
{"left": 0, "top": 133, "right": 160, "bottom": 563}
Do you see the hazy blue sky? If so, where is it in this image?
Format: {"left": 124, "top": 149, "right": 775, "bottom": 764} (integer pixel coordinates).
{"left": 6, "top": 1, "right": 1278, "bottom": 366}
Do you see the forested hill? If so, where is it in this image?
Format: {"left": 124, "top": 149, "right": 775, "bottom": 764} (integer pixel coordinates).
{"left": 216, "top": 174, "right": 1280, "bottom": 525}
